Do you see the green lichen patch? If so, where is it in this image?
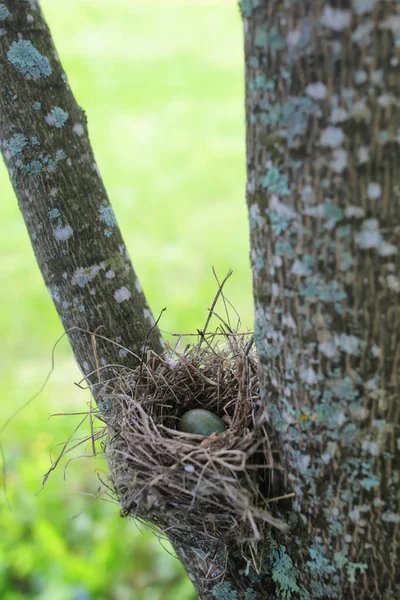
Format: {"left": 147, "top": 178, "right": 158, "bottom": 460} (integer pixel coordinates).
{"left": 7, "top": 40, "right": 52, "bottom": 80}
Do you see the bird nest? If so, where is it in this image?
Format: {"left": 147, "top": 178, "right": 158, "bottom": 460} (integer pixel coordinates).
{"left": 96, "top": 331, "right": 290, "bottom": 555}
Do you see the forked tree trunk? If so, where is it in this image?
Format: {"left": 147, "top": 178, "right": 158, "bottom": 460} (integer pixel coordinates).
{"left": 1, "top": 1, "right": 399, "bottom": 599}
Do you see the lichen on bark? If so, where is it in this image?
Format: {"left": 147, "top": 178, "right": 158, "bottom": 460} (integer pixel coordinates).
{"left": 244, "top": 1, "right": 400, "bottom": 597}
{"left": 0, "top": 0, "right": 164, "bottom": 383}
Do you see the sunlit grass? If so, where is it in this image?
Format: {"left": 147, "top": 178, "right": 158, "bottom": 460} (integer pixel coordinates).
{"left": 0, "top": 1, "right": 250, "bottom": 598}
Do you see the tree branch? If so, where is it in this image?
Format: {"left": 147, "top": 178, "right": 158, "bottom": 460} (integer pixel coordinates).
{"left": 0, "top": 0, "right": 164, "bottom": 383}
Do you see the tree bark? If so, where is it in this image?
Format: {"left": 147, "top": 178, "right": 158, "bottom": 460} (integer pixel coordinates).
{"left": 243, "top": 0, "right": 400, "bottom": 598}
{"left": 0, "top": 0, "right": 164, "bottom": 383}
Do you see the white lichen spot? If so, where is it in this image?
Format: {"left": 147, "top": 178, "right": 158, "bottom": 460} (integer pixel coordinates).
{"left": 303, "top": 204, "right": 325, "bottom": 218}
{"left": 379, "top": 242, "right": 397, "bottom": 257}
{"left": 371, "top": 344, "right": 381, "bottom": 358}
{"left": 352, "top": 22, "right": 373, "bottom": 46}
{"left": 358, "top": 146, "right": 369, "bottom": 164}
{"left": 73, "top": 123, "right": 84, "bottom": 136}
{"left": 337, "top": 411, "right": 346, "bottom": 427}
{"left": 349, "top": 506, "right": 360, "bottom": 521}
{"left": 331, "top": 40, "right": 342, "bottom": 57}
{"left": 105, "top": 269, "right": 115, "bottom": 279}
{"left": 379, "top": 16, "right": 400, "bottom": 36}
{"left": 249, "top": 203, "right": 265, "bottom": 229}
{"left": 291, "top": 260, "right": 310, "bottom": 276}
{"left": 305, "top": 82, "right": 327, "bottom": 100}
{"left": 320, "top": 126, "right": 345, "bottom": 147}
{"left": 319, "top": 340, "right": 336, "bottom": 358}
{"left": 350, "top": 100, "right": 371, "bottom": 121}
{"left": 286, "top": 30, "right": 301, "bottom": 47}
{"left": 336, "top": 334, "right": 362, "bottom": 355}
{"left": 48, "top": 285, "right": 61, "bottom": 302}
{"left": 358, "top": 219, "right": 382, "bottom": 249}
{"left": 54, "top": 224, "right": 73, "bottom": 242}
{"left": 344, "top": 535, "right": 353, "bottom": 543}
{"left": 100, "top": 358, "right": 107, "bottom": 366}
{"left": 367, "top": 182, "right": 381, "bottom": 199}
{"left": 301, "top": 185, "right": 315, "bottom": 203}
{"left": 273, "top": 255, "right": 283, "bottom": 268}
{"left": 184, "top": 464, "right": 195, "bottom": 473}
{"left": 27, "top": 14, "right": 34, "bottom": 23}
{"left": 143, "top": 308, "right": 156, "bottom": 326}
{"left": 387, "top": 275, "right": 400, "bottom": 292}
{"left": 349, "top": 404, "right": 369, "bottom": 421}
{"left": 135, "top": 278, "right": 143, "bottom": 293}
{"left": 297, "top": 454, "right": 311, "bottom": 474}
{"left": 378, "top": 94, "right": 394, "bottom": 107}
{"left": 345, "top": 205, "right": 364, "bottom": 218}
{"left": 114, "top": 286, "right": 131, "bottom": 303}
{"left": 382, "top": 512, "right": 400, "bottom": 523}
{"left": 332, "top": 149, "right": 348, "bottom": 173}
{"left": 50, "top": 187, "right": 58, "bottom": 197}
{"left": 320, "top": 6, "right": 351, "bottom": 31}
{"left": 119, "top": 348, "right": 128, "bottom": 358}
{"left": 71, "top": 265, "right": 101, "bottom": 287}
{"left": 67, "top": 158, "right": 72, "bottom": 166}
{"left": 362, "top": 441, "right": 380, "bottom": 456}
{"left": 282, "top": 314, "right": 296, "bottom": 330}
{"left": 82, "top": 361, "right": 90, "bottom": 372}
{"left": 246, "top": 177, "right": 255, "bottom": 194}
{"left": 353, "top": 0, "right": 376, "bottom": 14}
{"left": 371, "top": 70, "right": 383, "bottom": 86}
{"left": 355, "top": 70, "right": 368, "bottom": 84}
{"left": 301, "top": 367, "right": 318, "bottom": 385}
{"left": 272, "top": 283, "right": 280, "bottom": 297}
{"left": 330, "top": 107, "right": 348, "bottom": 123}
{"left": 321, "top": 452, "right": 332, "bottom": 464}
{"left": 270, "top": 195, "right": 298, "bottom": 219}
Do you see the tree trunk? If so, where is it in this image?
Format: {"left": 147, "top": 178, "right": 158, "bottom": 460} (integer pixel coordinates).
{"left": 243, "top": 0, "right": 400, "bottom": 598}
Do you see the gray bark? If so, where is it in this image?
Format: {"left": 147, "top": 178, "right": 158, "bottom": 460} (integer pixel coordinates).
{"left": 0, "top": 0, "right": 164, "bottom": 384}
{"left": 244, "top": 0, "right": 400, "bottom": 598}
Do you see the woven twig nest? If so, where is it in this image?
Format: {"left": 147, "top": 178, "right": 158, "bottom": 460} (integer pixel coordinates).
{"left": 97, "top": 331, "right": 289, "bottom": 554}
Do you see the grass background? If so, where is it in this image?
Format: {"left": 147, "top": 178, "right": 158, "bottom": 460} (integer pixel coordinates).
{"left": 0, "top": 1, "right": 252, "bottom": 598}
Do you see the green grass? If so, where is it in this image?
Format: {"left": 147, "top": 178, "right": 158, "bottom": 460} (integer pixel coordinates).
{"left": 0, "top": 1, "right": 252, "bottom": 598}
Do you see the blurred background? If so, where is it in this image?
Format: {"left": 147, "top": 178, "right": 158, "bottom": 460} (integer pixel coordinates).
{"left": 0, "top": 0, "right": 252, "bottom": 598}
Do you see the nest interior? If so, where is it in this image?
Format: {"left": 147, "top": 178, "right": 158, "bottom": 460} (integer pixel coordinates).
{"left": 97, "top": 332, "right": 289, "bottom": 553}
